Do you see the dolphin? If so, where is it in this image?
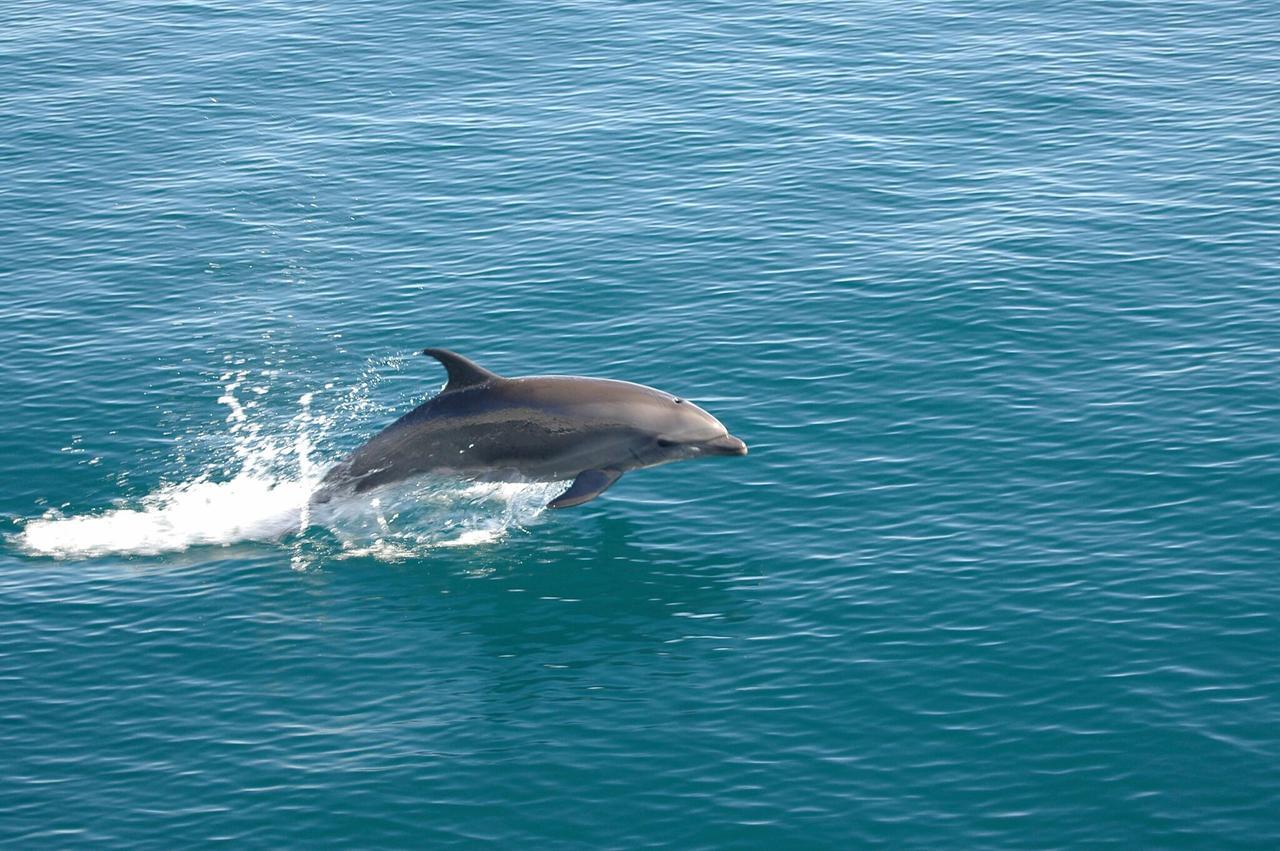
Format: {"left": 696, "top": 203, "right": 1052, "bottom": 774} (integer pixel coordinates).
{"left": 313, "top": 348, "right": 748, "bottom": 509}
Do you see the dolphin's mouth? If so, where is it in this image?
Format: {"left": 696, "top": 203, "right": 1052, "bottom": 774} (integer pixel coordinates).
{"left": 702, "top": 434, "right": 748, "bottom": 456}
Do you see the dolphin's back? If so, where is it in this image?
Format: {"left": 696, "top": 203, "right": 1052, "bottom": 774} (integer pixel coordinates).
{"left": 312, "top": 348, "right": 744, "bottom": 509}
{"left": 319, "top": 376, "right": 665, "bottom": 494}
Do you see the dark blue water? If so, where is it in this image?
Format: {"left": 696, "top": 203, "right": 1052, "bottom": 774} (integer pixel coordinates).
{"left": 3, "top": 1, "right": 1279, "bottom": 846}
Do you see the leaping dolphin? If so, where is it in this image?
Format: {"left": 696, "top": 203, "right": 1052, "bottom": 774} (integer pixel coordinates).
{"left": 314, "top": 348, "right": 748, "bottom": 509}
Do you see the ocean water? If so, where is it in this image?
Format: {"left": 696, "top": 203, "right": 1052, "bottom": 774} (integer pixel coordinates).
{"left": 3, "top": 0, "right": 1278, "bottom": 846}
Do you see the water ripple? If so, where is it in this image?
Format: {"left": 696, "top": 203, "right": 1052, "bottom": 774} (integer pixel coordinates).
{"left": 3, "top": 0, "right": 1280, "bottom": 846}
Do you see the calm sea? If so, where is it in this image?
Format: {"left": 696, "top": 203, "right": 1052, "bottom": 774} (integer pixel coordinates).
{"left": 2, "top": 0, "right": 1278, "bottom": 846}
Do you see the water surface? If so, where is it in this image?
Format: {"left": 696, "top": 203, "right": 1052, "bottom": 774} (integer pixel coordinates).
{"left": 3, "top": 0, "right": 1279, "bottom": 846}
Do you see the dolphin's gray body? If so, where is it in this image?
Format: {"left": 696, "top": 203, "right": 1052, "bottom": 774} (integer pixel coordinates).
{"left": 314, "top": 349, "right": 748, "bottom": 509}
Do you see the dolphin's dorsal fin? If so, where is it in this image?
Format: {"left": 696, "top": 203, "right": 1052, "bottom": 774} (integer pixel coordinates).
{"left": 422, "top": 348, "right": 501, "bottom": 392}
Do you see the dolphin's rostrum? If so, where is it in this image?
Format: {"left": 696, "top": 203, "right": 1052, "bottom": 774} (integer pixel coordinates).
{"left": 314, "top": 348, "right": 748, "bottom": 509}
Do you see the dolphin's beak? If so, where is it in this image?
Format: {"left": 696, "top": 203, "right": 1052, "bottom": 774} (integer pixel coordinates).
{"left": 703, "top": 434, "right": 748, "bottom": 456}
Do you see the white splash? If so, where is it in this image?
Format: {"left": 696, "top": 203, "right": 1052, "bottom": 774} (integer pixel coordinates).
{"left": 14, "top": 367, "right": 559, "bottom": 562}
{"left": 316, "top": 478, "right": 561, "bottom": 562}
{"left": 17, "top": 473, "right": 319, "bottom": 559}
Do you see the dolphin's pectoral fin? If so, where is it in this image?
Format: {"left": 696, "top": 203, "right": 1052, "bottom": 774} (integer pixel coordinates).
{"left": 547, "top": 469, "right": 622, "bottom": 509}
{"left": 422, "top": 348, "right": 501, "bottom": 392}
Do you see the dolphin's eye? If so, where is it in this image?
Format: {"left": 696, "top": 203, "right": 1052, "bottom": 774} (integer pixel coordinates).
{"left": 657, "top": 438, "right": 678, "bottom": 448}
{"left": 674, "top": 398, "right": 684, "bottom": 404}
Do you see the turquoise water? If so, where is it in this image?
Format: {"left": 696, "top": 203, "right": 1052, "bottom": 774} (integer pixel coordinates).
{"left": 3, "top": 0, "right": 1279, "bottom": 845}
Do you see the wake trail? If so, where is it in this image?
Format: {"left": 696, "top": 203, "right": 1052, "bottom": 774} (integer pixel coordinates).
{"left": 13, "top": 370, "right": 559, "bottom": 562}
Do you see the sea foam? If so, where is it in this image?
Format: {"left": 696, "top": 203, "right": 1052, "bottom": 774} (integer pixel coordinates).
{"left": 15, "top": 370, "right": 559, "bottom": 561}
